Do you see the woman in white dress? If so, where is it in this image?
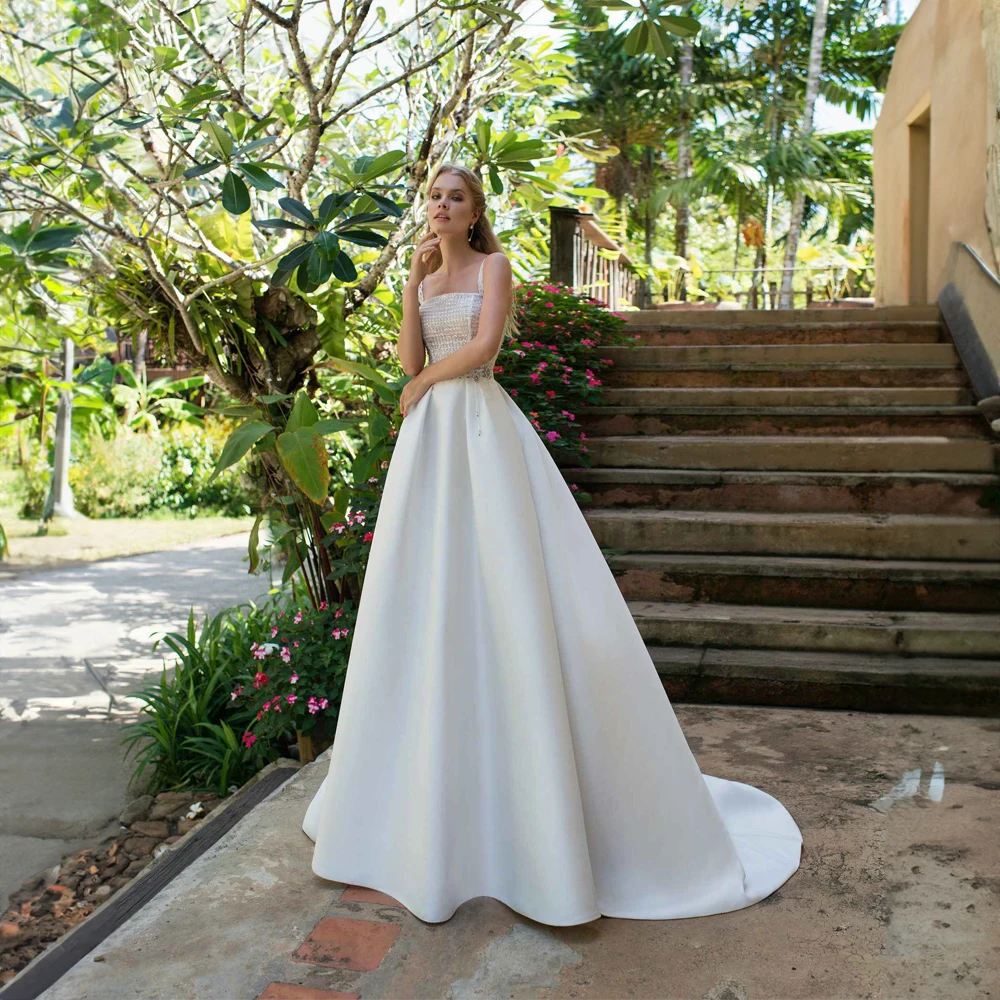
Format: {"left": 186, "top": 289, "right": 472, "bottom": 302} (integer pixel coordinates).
{"left": 302, "top": 162, "right": 803, "bottom": 926}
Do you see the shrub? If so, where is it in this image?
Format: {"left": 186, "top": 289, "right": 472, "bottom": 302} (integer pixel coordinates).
{"left": 148, "top": 421, "right": 252, "bottom": 517}
{"left": 122, "top": 592, "right": 352, "bottom": 794}
{"left": 497, "top": 281, "right": 637, "bottom": 479}
{"left": 69, "top": 431, "right": 163, "bottom": 518}
{"left": 228, "top": 599, "right": 356, "bottom": 753}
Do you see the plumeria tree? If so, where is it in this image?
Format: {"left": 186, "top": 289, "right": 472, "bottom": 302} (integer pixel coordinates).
{"left": 0, "top": 0, "right": 610, "bottom": 604}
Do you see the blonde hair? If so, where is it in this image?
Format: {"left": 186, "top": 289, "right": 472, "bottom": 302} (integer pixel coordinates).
{"left": 424, "top": 162, "right": 519, "bottom": 341}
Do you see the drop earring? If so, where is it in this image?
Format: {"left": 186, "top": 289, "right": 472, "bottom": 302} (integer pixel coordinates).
{"left": 468, "top": 221, "right": 475, "bottom": 241}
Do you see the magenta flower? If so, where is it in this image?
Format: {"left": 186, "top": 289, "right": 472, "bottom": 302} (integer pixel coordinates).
{"left": 230, "top": 685, "right": 243, "bottom": 701}
{"left": 545, "top": 430, "right": 560, "bottom": 442}
{"left": 253, "top": 671, "right": 269, "bottom": 689}
{"left": 286, "top": 694, "right": 298, "bottom": 705}
{"left": 280, "top": 646, "right": 291, "bottom": 663}
{"left": 242, "top": 732, "right": 256, "bottom": 749}
{"left": 289, "top": 672, "right": 299, "bottom": 684}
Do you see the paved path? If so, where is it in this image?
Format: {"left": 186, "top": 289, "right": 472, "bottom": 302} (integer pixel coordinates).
{"left": 0, "top": 534, "right": 274, "bottom": 905}
{"left": 18, "top": 704, "right": 1000, "bottom": 1000}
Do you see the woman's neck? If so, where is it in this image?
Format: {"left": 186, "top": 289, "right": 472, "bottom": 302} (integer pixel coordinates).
{"left": 436, "top": 237, "right": 479, "bottom": 275}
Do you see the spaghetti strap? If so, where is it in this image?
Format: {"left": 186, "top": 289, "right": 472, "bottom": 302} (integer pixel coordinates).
{"left": 478, "top": 256, "right": 486, "bottom": 295}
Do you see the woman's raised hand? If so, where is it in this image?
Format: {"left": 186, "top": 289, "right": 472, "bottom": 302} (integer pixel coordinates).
{"left": 409, "top": 230, "right": 441, "bottom": 284}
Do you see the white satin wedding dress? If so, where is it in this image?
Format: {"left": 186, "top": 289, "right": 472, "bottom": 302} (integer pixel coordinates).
{"left": 302, "top": 256, "right": 803, "bottom": 925}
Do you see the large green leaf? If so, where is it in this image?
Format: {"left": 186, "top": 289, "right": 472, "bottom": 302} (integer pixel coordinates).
{"left": 276, "top": 427, "right": 330, "bottom": 505}
{"left": 221, "top": 171, "right": 251, "bottom": 215}
{"left": 237, "top": 163, "right": 281, "bottom": 191}
{"left": 285, "top": 390, "right": 319, "bottom": 433}
{"left": 198, "top": 206, "right": 255, "bottom": 261}
{"left": 203, "top": 120, "right": 233, "bottom": 160}
{"left": 209, "top": 420, "right": 274, "bottom": 481}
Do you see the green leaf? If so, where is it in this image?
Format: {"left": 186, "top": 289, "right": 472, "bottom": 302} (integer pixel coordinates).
{"left": 237, "top": 163, "right": 281, "bottom": 191}
{"left": 361, "top": 191, "right": 403, "bottom": 217}
{"left": 303, "top": 250, "right": 334, "bottom": 289}
{"left": 356, "top": 150, "right": 406, "bottom": 182}
{"left": 153, "top": 46, "right": 179, "bottom": 69}
{"left": 488, "top": 165, "right": 503, "bottom": 194}
{"left": 658, "top": 14, "right": 700, "bottom": 37}
{"left": 323, "top": 356, "right": 390, "bottom": 390}
{"left": 27, "top": 225, "right": 84, "bottom": 252}
{"left": 209, "top": 420, "right": 274, "bottom": 481}
{"left": 279, "top": 243, "right": 313, "bottom": 271}
{"left": 474, "top": 117, "right": 492, "bottom": 157}
{"left": 203, "top": 120, "right": 234, "bottom": 160}
{"left": 335, "top": 228, "right": 386, "bottom": 248}
{"left": 184, "top": 160, "right": 221, "bottom": 178}
{"left": 623, "top": 20, "right": 649, "bottom": 56}
{"left": 310, "top": 231, "right": 339, "bottom": 261}
{"left": 332, "top": 250, "right": 358, "bottom": 282}
{"left": 235, "top": 136, "right": 277, "bottom": 156}
{"left": 247, "top": 514, "right": 264, "bottom": 573}
{"left": 276, "top": 427, "right": 330, "bottom": 505}
{"left": 224, "top": 110, "right": 247, "bottom": 141}
{"left": 278, "top": 197, "right": 316, "bottom": 225}
{"left": 197, "top": 206, "right": 255, "bottom": 261}
{"left": 314, "top": 418, "right": 358, "bottom": 435}
{"left": 285, "top": 390, "right": 319, "bottom": 434}
{"left": 221, "top": 171, "right": 251, "bottom": 215}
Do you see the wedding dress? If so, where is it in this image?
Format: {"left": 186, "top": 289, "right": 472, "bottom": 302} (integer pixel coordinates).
{"left": 302, "top": 256, "right": 803, "bottom": 926}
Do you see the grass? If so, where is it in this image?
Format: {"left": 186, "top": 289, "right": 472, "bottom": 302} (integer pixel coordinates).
{"left": 0, "top": 470, "right": 255, "bottom": 574}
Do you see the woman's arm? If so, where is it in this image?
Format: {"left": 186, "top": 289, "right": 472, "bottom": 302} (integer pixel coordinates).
{"left": 415, "top": 253, "right": 512, "bottom": 385}
{"left": 397, "top": 276, "right": 426, "bottom": 377}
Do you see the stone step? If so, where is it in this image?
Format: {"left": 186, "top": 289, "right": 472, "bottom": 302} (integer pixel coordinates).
{"left": 599, "top": 386, "right": 975, "bottom": 406}
{"left": 605, "top": 552, "right": 1000, "bottom": 613}
{"left": 560, "top": 467, "right": 1000, "bottom": 518}
{"left": 648, "top": 644, "right": 1000, "bottom": 716}
{"left": 629, "top": 599, "right": 1000, "bottom": 659}
{"left": 604, "top": 364, "right": 970, "bottom": 389}
{"left": 574, "top": 435, "right": 999, "bottom": 473}
{"left": 624, "top": 306, "right": 942, "bottom": 327}
{"left": 585, "top": 508, "right": 1000, "bottom": 561}
{"left": 602, "top": 342, "right": 960, "bottom": 366}
{"left": 626, "top": 321, "right": 945, "bottom": 346}
{"left": 577, "top": 404, "right": 987, "bottom": 438}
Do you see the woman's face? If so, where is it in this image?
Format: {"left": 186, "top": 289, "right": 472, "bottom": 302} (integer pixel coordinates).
{"left": 427, "top": 172, "right": 479, "bottom": 236}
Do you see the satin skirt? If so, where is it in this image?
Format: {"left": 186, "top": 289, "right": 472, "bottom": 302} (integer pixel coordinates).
{"left": 302, "top": 376, "right": 802, "bottom": 925}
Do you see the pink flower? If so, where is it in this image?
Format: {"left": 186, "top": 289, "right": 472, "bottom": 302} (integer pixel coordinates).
{"left": 529, "top": 372, "right": 540, "bottom": 383}
{"left": 509, "top": 389, "right": 518, "bottom": 396}
{"left": 256, "top": 710, "right": 263, "bottom": 721}
{"left": 253, "top": 671, "right": 269, "bottom": 689}
{"left": 262, "top": 699, "right": 271, "bottom": 711}
{"left": 318, "top": 600, "right": 328, "bottom": 610}
{"left": 242, "top": 732, "right": 256, "bottom": 748}
{"left": 318, "top": 697, "right": 329, "bottom": 709}
{"left": 289, "top": 672, "right": 299, "bottom": 684}
{"left": 286, "top": 694, "right": 298, "bottom": 705}
{"left": 270, "top": 627, "right": 278, "bottom": 637}
{"left": 293, "top": 611, "right": 303, "bottom": 624}
{"left": 363, "top": 531, "right": 374, "bottom": 542}
{"left": 334, "top": 607, "right": 343, "bottom": 618}
{"left": 546, "top": 390, "right": 556, "bottom": 398}
{"left": 545, "top": 430, "right": 560, "bottom": 442}
{"left": 280, "top": 646, "right": 291, "bottom": 663}
{"left": 230, "top": 685, "right": 243, "bottom": 701}
{"left": 544, "top": 302, "right": 554, "bottom": 308}
{"left": 293, "top": 640, "right": 299, "bottom": 647}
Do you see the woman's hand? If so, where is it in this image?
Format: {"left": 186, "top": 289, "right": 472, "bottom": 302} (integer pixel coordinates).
{"left": 399, "top": 372, "right": 431, "bottom": 418}
{"left": 408, "top": 230, "right": 441, "bottom": 284}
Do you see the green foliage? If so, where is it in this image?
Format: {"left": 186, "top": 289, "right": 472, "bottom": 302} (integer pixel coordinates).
{"left": 69, "top": 431, "right": 164, "bottom": 518}
{"left": 120, "top": 604, "right": 281, "bottom": 796}
{"left": 496, "top": 281, "right": 635, "bottom": 494}
{"left": 148, "top": 422, "right": 254, "bottom": 517}
{"left": 229, "top": 600, "right": 357, "bottom": 752}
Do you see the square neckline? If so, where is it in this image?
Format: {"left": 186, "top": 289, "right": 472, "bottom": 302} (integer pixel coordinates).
{"left": 418, "top": 256, "right": 487, "bottom": 306}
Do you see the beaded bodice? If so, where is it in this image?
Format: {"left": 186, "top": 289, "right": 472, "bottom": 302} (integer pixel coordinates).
{"left": 418, "top": 257, "right": 498, "bottom": 382}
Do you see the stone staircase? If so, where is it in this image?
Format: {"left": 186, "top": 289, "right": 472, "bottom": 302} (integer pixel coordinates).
{"left": 561, "top": 306, "right": 1000, "bottom": 715}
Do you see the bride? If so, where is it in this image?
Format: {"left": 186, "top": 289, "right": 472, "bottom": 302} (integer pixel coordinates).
{"left": 301, "top": 162, "right": 802, "bottom": 926}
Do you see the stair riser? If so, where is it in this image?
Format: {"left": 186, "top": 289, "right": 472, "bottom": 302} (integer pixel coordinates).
{"left": 567, "top": 479, "right": 999, "bottom": 518}
{"left": 612, "top": 566, "right": 999, "bottom": 613}
{"left": 628, "top": 325, "right": 944, "bottom": 346}
{"left": 605, "top": 344, "right": 959, "bottom": 364}
{"left": 578, "top": 412, "right": 986, "bottom": 438}
{"left": 635, "top": 617, "right": 1000, "bottom": 658}
{"left": 604, "top": 368, "right": 971, "bottom": 388}
{"left": 579, "top": 439, "right": 999, "bottom": 473}
{"left": 656, "top": 670, "right": 998, "bottom": 716}
{"left": 601, "top": 388, "right": 975, "bottom": 405}
{"left": 587, "top": 517, "right": 1000, "bottom": 561}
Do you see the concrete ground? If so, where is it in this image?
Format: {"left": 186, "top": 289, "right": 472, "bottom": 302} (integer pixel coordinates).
{"left": 21, "top": 704, "right": 1000, "bottom": 1000}
{"left": 0, "top": 534, "right": 274, "bottom": 906}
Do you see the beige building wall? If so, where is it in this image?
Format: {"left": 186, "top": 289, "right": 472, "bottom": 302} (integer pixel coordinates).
{"left": 873, "top": 0, "right": 994, "bottom": 305}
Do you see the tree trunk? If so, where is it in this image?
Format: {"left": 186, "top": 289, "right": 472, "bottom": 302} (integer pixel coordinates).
{"left": 42, "top": 338, "right": 79, "bottom": 521}
{"left": 779, "top": 0, "right": 830, "bottom": 309}
{"left": 674, "top": 41, "right": 694, "bottom": 301}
